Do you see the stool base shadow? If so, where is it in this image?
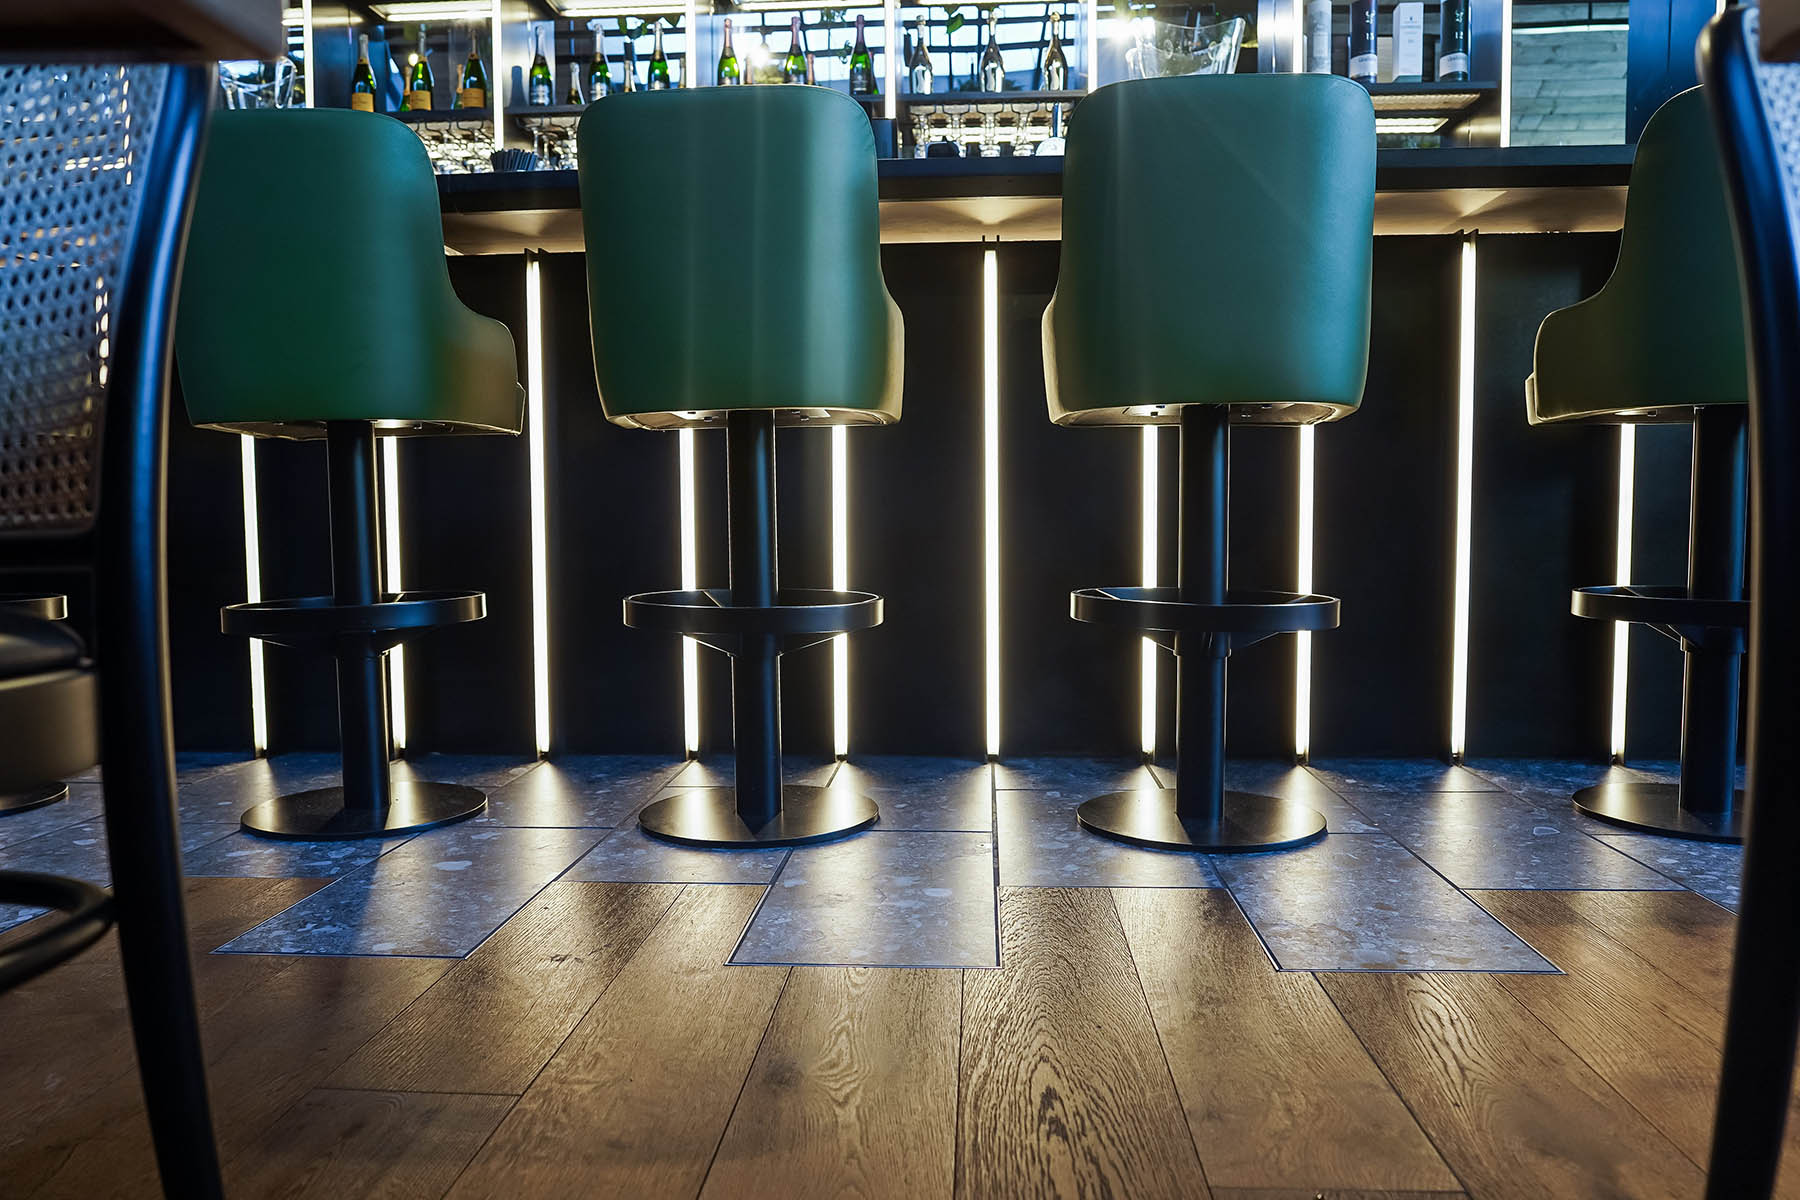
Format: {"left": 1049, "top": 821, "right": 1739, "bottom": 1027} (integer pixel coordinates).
{"left": 639, "top": 785, "right": 879, "bottom": 848}
{"left": 240, "top": 781, "right": 487, "bottom": 841}
{"left": 1573, "top": 780, "right": 1744, "bottom": 843}
{"left": 0, "top": 783, "right": 68, "bottom": 816}
{"left": 1078, "top": 788, "right": 1325, "bottom": 853}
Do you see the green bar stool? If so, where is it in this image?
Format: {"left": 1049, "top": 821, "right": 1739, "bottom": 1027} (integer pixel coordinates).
{"left": 1528, "top": 87, "right": 1749, "bottom": 843}
{"left": 1044, "top": 74, "right": 1375, "bottom": 852}
{"left": 176, "top": 111, "right": 525, "bottom": 840}
{"left": 577, "top": 87, "right": 902, "bottom": 847}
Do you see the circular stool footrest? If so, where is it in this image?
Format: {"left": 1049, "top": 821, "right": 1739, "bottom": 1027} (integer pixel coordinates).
{"left": 1571, "top": 585, "right": 1747, "bottom": 651}
{"left": 0, "top": 594, "right": 67, "bottom": 620}
{"left": 0, "top": 870, "right": 114, "bottom": 991}
{"left": 1070, "top": 586, "right": 1340, "bottom": 635}
{"left": 222, "top": 591, "right": 486, "bottom": 653}
{"left": 623, "top": 588, "right": 883, "bottom": 653}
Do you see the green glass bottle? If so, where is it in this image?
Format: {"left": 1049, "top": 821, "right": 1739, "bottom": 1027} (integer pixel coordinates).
{"left": 350, "top": 32, "right": 377, "bottom": 111}
{"left": 589, "top": 37, "right": 613, "bottom": 98}
{"left": 848, "top": 13, "right": 876, "bottom": 95}
{"left": 648, "top": 20, "right": 673, "bottom": 89}
{"left": 717, "top": 17, "right": 741, "bottom": 85}
{"left": 406, "top": 25, "right": 434, "bottom": 111}
{"left": 528, "top": 27, "right": 554, "bottom": 104}
{"left": 782, "top": 15, "right": 808, "bottom": 83}
{"left": 456, "top": 37, "right": 488, "bottom": 108}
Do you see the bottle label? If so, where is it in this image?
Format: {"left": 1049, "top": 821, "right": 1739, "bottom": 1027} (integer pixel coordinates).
{"left": 1437, "top": 51, "right": 1469, "bottom": 77}
{"left": 351, "top": 93, "right": 374, "bottom": 112}
{"left": 1350, "top": 52, "right": 1378, "bottom": 80}
{"left": 458, "top": 87, "right": 485, "bottom": 108}
{"left": 405, "top": 89, "right": 431, "bottom": 111}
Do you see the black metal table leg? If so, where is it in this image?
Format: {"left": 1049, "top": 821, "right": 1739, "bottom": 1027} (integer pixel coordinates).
{"left": 1575, "top": 407, "right": 1747, "bottom": 843}
{"left": 1078, "top": 406, "right": 1326, "bottom": 853}
{"left": 0, "top": 783, "right": 70, "bottom": 816}
{"left": 640, "top": 411, "right": 877, "bottom": 847}
{"left": 240, "top": 422, "right": 485, "bottom": 840}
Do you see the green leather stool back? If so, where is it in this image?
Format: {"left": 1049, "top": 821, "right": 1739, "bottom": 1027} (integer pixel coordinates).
{"left": 176, "top": 110, "right": 524, "bottom": 438}
{"left": 577, "top": 87, "right": 903, "bottom": 429}
{"left": 1045, "top": 74, "right": 1375, "bottom": 426}
{"left": 1528, "top": 87, "right": 1748, "bottom": 424}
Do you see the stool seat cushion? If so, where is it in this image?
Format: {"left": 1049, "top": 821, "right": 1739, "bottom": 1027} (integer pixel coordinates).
{"left": 1529, "top": 88, "right": 1748, "bottom": 426}
{"left": 577, "top": 88, "right": 902, "bottom": 430}
{"left": 176, "top": 111, "right": 524, "bottom": 439}
{"left": 1044, "top": 75, "right": 1374, "bottom": 427}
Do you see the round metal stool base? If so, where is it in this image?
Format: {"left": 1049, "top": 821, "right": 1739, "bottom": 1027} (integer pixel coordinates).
{"left": 639, "top": 785, "right": 879, "bottom": 848}
{"left": 240, "top": 781, "right": 487, "bottom": 841}
{"left": 1573, "top": 780, "right": 1743, "bottom": 843}
{"left": 1077, "top": 789, "right": 1327, "bottom": 853}
{"left": 0, "top": 783, "right": 68, "bottom": 816}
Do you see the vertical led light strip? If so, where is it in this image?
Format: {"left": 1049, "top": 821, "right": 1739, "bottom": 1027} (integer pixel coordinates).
{"left": 1449, "top": 234, "right": 1478, "bottom": 761}
{"left": 525, "top": 255, "right": 552, "bottom": 756}
{"left": 684, "top": 0, "right": 697, "bottom": 88}
{"left": 1610, "top": 425, "right": 1636, "bottom": 761}
{"left": 1295, "top": 424, "right": 1316, "bottom": 762}
{"left": 491, "top": 0, "right": 505, "bottom": 152}
{"left": 381, "top": 438, "right": 408, "bottom": 754}
{"left": 300, "top": 0, "right": 315, "bottom": 107}
{"left": 833, "top": 425, "right": 850, "bottom": 758}
{"left": 1140, "top": 426, "right": 1158, "bottom": 757}
{"left": 1498, "top": 0, "right": 1513, "bottom": 146}
{"left": 240, "top": 437, "right": 269, "bottom": 755}
{"left": 983, "top": 247, "right": 1002, "bottom": 759}
{"left": 883, "top": 0, "right": 898, "bottom": 119}
{"left": 1085, "top": 0, "right": 1098, "bottom": 89}
{"left": 678, "top": 428, "right": 700, "bottom": 756}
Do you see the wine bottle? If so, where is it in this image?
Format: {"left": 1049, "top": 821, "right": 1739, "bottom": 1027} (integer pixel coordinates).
{"left": 457, "top": 37, "right": 487, "bottom": 108}
{"left": 406, "top": 25, "right": 433, "bottom": 110}
{"left": 648, "top": 20, "right": 672, "bottom": 89}
{"left": 909, "top": 16, "right": 933, "bottom": 94}
{"left": 849, "top": 13, "right": 877, "bottom": 95}
{"left": 783, "top": 16, "right": 808, "bottom": 83}
{"left": 589, "top": 38, "right": 612, "bottom": 98}
{"left": 1348, "top": 0, "right": 1377, "bottom": 84}
{"left": 351, "top": 33, "right": 377, "bottom": 111}
{"left": 566, "top": 61, "right": 583, "bottom": 104}
{"left": 1305, "top": 0, "right": 1332, "bottom": 72}
{"left": 979, "top": 11, "right": 1005, "bottom": 92}
{"left": 1436, "top": 0, "right": 1470, "bottom": 81}
{"left": 529, "top": 27, "right": 554, "bottom": 105}
{"left": 717, "top": 18, "right": 741, "bottom": 85}
{"left": 1041, "top": 12, "right": 1068, "bottom": 90}
{"left": 622, "top": 31, "right": 640, "bottom": 91}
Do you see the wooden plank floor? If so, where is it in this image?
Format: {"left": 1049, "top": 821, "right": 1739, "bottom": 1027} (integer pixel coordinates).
{"left": 0, "top": 879, "right": 1783, "bottom": 1199}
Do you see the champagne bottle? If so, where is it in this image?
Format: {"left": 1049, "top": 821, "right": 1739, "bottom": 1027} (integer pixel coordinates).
{"left": 622, "top": 30, "right": 640, "bottom": 91}
{"left": 1041, "top": 12, "right": 1068, "bottom": 90}
{"left": 648, "top": 20, "right": 672, "bottom": 89}
{"left": 406, "top": 25, "right": 434, "bottom": 111}
{"left": 457, "top": 36, "right": 487, "bottom": 108}
{"left": 979, "top": 11, "right": 1005, "bottom": 92}
{"left": 849, "top": 13, "right": 877, "bottom": 95}
{"left": 351, "top": 33, "right": 377, "bottom": 111}
{"left": 589, "top": 37, "right": 612, "bottom": 98}
{"left": 909, "top": 16, "right": 933, "bottom": 94}
{"left": 782, "top": 16, "right": 808, "bottom": 83}
{"left": 717, "top": 18, "right": 741, "bottom": 85}
{"left": 566, "top": 61, "right": 583, "bottom": 104}
{"left": 1436, "top": 0, "right": 1470, "bottom": 81}
{"left": 529, "top": 27, "right": 554, "bottom": 104}
{"left": 1348, "top": 0, "right": 1377, "bottom": 84}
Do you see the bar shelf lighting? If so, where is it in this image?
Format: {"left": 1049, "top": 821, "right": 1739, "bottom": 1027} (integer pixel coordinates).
{"left": 369, "top": 1, "right": 493, "bottom": 19}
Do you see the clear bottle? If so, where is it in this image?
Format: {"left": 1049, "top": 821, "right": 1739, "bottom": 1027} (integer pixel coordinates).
{"left": 350, "top": 33, "right": 377, "bottom": 111}
{"left": 406, "top": 25, "right": 433, "bottom": 110}
{"left": 979, "top": 11, "right": 1005, "bottom": 92}
{"left": 622, "top": 30, "right": 640, "bottom": 91}
{"left": 782, "top": 16, "right": 808, "bottom": 83}
{"left": 1436, "top": 0, "right": 1470, "bottom": 81}
{"left": 1041, "top": 12, "right": 1068, "bottom": 90}
{"left": 909, "top": 16, "right": 933, "bottom": 94}
{"left": 529, "top": 27, "right": 554, "bottom": 104}
{"left": 849, "top": 13, "right": 877, "bottom": 95}
{"left": 717, "top": 18, "right": 741, "bottom": 85}
{"left": 457, "top": 36, "right": 488, "bottom": 108}
{"left": 648, "top": 20, "right": 672, "bottom": 89}
{"left": 566, "top": 60, "right": 583, "bottom": 104}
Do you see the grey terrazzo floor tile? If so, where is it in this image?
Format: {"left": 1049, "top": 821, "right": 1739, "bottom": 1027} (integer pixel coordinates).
{"left": 0, "top": 782, "right": 105, "bottom": 850}
{"left": 1340, "top": 790, "right": 1682, "bottom": 891}
{"left": 668, "top": 757, "right": 838, "bottom": 788}
{"left": 995, "top": 790, "right": 1220, "bottom": 888}
{"left": 833, "top": 756, "right": 994, "bottom": 832}
{"left": 564, "top": 818, "right": 791, "bottom": 884}
{"left": 733, "top": 830, "right": 997, "bottom": 968}
{"left": 182, "top": 830, "right": 412, "bottom": 878}
{"left": 992, "top": 756, "right": 1157, "bottom": 797}
{"left": 1212, "top": 833, "right": 1556, "bottom": 972}
{"left": 0, "top": 816, "right": 237, "bottom": 932}
{"left": 218, "top": 825, "right": 601, "bottom": 957}
{"left": 1462, "top": 758, "right": 1657, "bottom": 798}
{"left": 1306, "top": 758, "right": 1502, "bottom": 795}
{"left": 471, "top": 756, "right": 687, "bottom": 828}
{"left": 1149, "top": 760, "right": 1379, "bottom": 834}
{"left": 176, "top": 753, "right": 346, "bottom": 824}
{"left": 1594, "top": 833, "right": 1743, "bottom": 911}
{"left": 393, "top": 754, "right": 542, "bottom": 788}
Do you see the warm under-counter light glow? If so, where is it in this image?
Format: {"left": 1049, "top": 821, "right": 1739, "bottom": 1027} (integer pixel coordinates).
{"left": 1449, "top": 235, "right": 1478, "bottom": 761}
{"left": 525, "top": 256, "right": 552, "bottom": 757}
{"left": 240, "top": 436, "right": 268, "bottom": 756}
{"left": 381, "top": 437, "right": 408, "bottom": 754}
{"left": 833, "top": 425, "right": 850, "bottom": 759}
{"left": 1295, "top": 423, "right": 1316, "bottom": 763}
{"left": 1610, "top": 424, "right": 1635, "bottom": 761}
{"left": 1140, "top": 425, "right": 1157, "bottom": 758}
{"left": 679, "top": 428, "right": 700, "bottom": 757}
{"left": 984, "top": 247, "right": 1002, "bottom": 759}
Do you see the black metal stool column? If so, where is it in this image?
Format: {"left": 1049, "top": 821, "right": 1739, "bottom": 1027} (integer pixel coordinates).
{"left": 1073, "top": 406, "right": 1333, "bottom": 852}
{"left": 634, "top": 411, "right": 880, "bottom": 847}
{"left": 0, "top": 594, "right": 73, "bottom": 815}
{"left": 1573, "top": 406, "right": 1749, "bottom": 842}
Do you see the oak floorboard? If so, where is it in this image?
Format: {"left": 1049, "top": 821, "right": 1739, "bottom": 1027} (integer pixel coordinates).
{"left": 331, "top": 881, "right": 681, "bottom": 1095}
{"left": 447, "top": 884, "right": 788, "bottom": 1200}
{"left": 1321, "top": 971, "right": 1705, "bottom": 1200}
{"left": 1546, "top": 890, "right": 1735, "bottom": 1007}
{"left": 1114, "top": 887, "right": 1459, "bottom": 1194}
{"left": 701, "top": 966, "right": 960, "bottom": 1200}
{"left": 958, "top": 887, "right": 1207, "bottom": 1200}
{"left": 1210, "top": 1191, "right": 1466, "bottom": 1200}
